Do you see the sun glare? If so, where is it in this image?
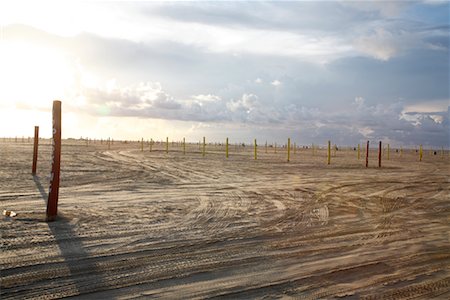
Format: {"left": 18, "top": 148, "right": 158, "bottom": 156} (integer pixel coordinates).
{"left": 0, "top": 38, "right": 75, "bottom": 136}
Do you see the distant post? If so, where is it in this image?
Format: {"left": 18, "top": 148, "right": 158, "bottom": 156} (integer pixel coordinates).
{"left": 357, "top": 143, "right": 360, "bottom": 160}
{"left": 287, "top": 138, "right": 291, "bottom": 162}
{"left": 265, "top": 141, "right": 267, "bottom": 154}
{"left": 202, "top": 137, "right": 206, "bottom": 157}
{"left": 387, "top": 143, "right": 390, "bottom": 160}
{"left": 183, "top": 137, "right": 186, "bottom": 155}
{"left": 378, "top": 141, "right": 382, "bottom": 168}
{"left": 150, "top": 139, "right": 153, "bottom": 152}
{"left": 327, "top": 140, "right": 331, "bottom": 165}
{"left": 254, "top": 139, "right": 257, "bottom": 160}
{"left": 166, "top": 137, "right": 169, "bottom": 153}
{"left": 32, "top": 126, "right": 39, "bottom": 175}
{"left": 419, "top": 145, "right": 423, "bottom": 161}
{"left": 141, "top": 137, "right": 144, "bottom": 152}
{"left": 46, "top": 100, "right": 62, "bottom": 222}
{"left": 274, "top": 143, "right": 277, "bottom": 153}
{"left": 226, "top": 137, "right": 229, "bottom": 158}
{"left": 365, "top": 141, "right": 369, "bottom": 168}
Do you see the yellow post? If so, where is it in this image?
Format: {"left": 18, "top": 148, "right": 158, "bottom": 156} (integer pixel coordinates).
{"left": 254, "top": 139, "right": 257, "bottom": 160}
{"left": 387, "top": 144, "right": 390, "bottom": 160}
{"left": 419, "top": 144, "right": 423, "bottom": 161}
{"left": 357, "top": 143, "right": 360, "bottom": 160}
{"left": 183, "top": 137, "right": 186, "bottom": 155}
{"left": 226, "top": 137, "right": 229, "bottom": 158}
{"left": 327, "top": 140, "right": 331, "bottom": 165}
{"left": 287, "top": 138, "right": 291, "bottom": 162}
{"left": 203, "top": 137, "right": 206, "bottom": 157}
{"left": 166, "top": 137, "right": 169, "bottom": 153}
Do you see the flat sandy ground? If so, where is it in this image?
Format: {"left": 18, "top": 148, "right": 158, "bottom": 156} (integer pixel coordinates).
{"left": 1, "top": 140, "right": 449, "bottom": 299}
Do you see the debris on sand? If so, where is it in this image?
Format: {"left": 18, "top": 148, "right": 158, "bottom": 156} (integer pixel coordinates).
{"left": 3, "top": 210, "right": 17, "bottom": 217}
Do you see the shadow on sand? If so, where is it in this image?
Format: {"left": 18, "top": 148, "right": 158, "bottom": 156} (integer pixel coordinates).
{"left": 33, "top": 175, "right": 109, "bottom": 297}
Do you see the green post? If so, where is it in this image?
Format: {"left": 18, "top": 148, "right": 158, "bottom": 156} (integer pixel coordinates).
{"left": 203, "top": 137, "right": 206, "bottom": 157}
{"left": 419, "top": 145, "right": 423, "bottom": 161}
{"left": 287, "top": 138, "right": 291, "bottom": 162}
{"left": 387, "top": 144, "right": 390, "bottom": 160}
{"left": 327, "top": 140, "right": 331, "bottom": 165}
{"left": 357, "top": 143, "right": 360, "bottom": 160}
{"left": 226, "top": 137, "right": 229, "bottom": 158}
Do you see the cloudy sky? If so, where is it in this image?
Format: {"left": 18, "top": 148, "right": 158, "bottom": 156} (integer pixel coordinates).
{"left": 0, "top": 0, "right": 448, "bottom": 147}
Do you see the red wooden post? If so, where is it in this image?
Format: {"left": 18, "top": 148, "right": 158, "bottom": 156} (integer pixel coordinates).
{"left": 378, "top": 141, "right": 382, "bottom": 168}
{"left": 32, "top": 126, "right": 39, "bottom": 174}
{"left": 365, "top": 141, "right": 369, "bottom": 168}
{"left": 46, "top": 101, "right": 62, "bottom": 222}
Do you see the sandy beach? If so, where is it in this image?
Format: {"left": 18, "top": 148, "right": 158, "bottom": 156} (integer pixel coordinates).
{"left": 1, "top": 140, "right": 449, "bottom": 299}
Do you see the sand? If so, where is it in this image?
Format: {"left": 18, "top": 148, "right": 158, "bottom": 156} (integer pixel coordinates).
{"left": 1, "top": 140, "right": 449, "bottom": 299}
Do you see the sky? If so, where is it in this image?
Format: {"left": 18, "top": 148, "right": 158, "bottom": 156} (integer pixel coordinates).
{"left": 0, "top": 0, "right": 449, "bottom": 147}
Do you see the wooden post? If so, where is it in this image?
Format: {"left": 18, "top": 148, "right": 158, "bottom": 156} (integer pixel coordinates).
{"left": 166, "top": 137, "right": 169, "bottom": 153}
{"left": 226, "top": 137, "right": 229, "bottom": 158}
{"left": 141, "top": 137, "right": 144, "bottom": 152}
{"left": 357, "top": 143, "right": 360, "bottom": 160}
{"left": 265, "top": 141, "right": 267, "bottom": 153}
{"left": 150, "top": 139, "right": 153, "bottom": 152}
{"left": 287, "top": 138, "right": 291, "bottom": 162}
{"left": 419, "top": 145, "right": 423, "bottom": 161}
{"left": 203, "top": 137, "right": 206, "bottom": 157}
{"left": 46, "top": 100, "right": 62, "bottom": 222}
{"left": 400, "top": 146, "right": 403, "bottom": 158}
{"left": 32, "top": 126, "right": 39, "bottom": 174}
{"left": 274, "top": 142, "right": 277, "bottom": 153}
{"left": 365, "top": 141, "right": 369, "bottom": 168}
{"left": 108, "top": 137, "right": 111, "bottom": 150}
{"left": 183, "top": 137, "right": 186, "bottom": 155}
{"left": 378, "top": 141, "right": 382, "bottom": 168}
{"left": 387, "top": 143, "right": 390, "bottom": 160}
{"left": 254, "top": 139, "right": 257, "bottom": 160}
{"left": 327, "top": 140, "right": 331, "bottom": 165}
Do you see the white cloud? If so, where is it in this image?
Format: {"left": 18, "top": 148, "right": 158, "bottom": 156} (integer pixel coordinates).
{"left": 271, "top": 80, "right": 282, "bottom": 86}
{"left": 354, "top": 28, "right": 401, "bottom": 61}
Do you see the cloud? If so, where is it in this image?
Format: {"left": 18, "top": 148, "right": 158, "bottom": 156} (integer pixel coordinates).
{"left": 271, "top": 80, "right": 282, "bottom": 87}
{"left": 2, "top": 1, "right": 448, "bottom": 146}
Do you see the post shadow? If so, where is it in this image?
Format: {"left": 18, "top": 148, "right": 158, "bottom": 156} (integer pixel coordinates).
{"left": 33, "top": 175, "right": 108, "bottom": 297}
